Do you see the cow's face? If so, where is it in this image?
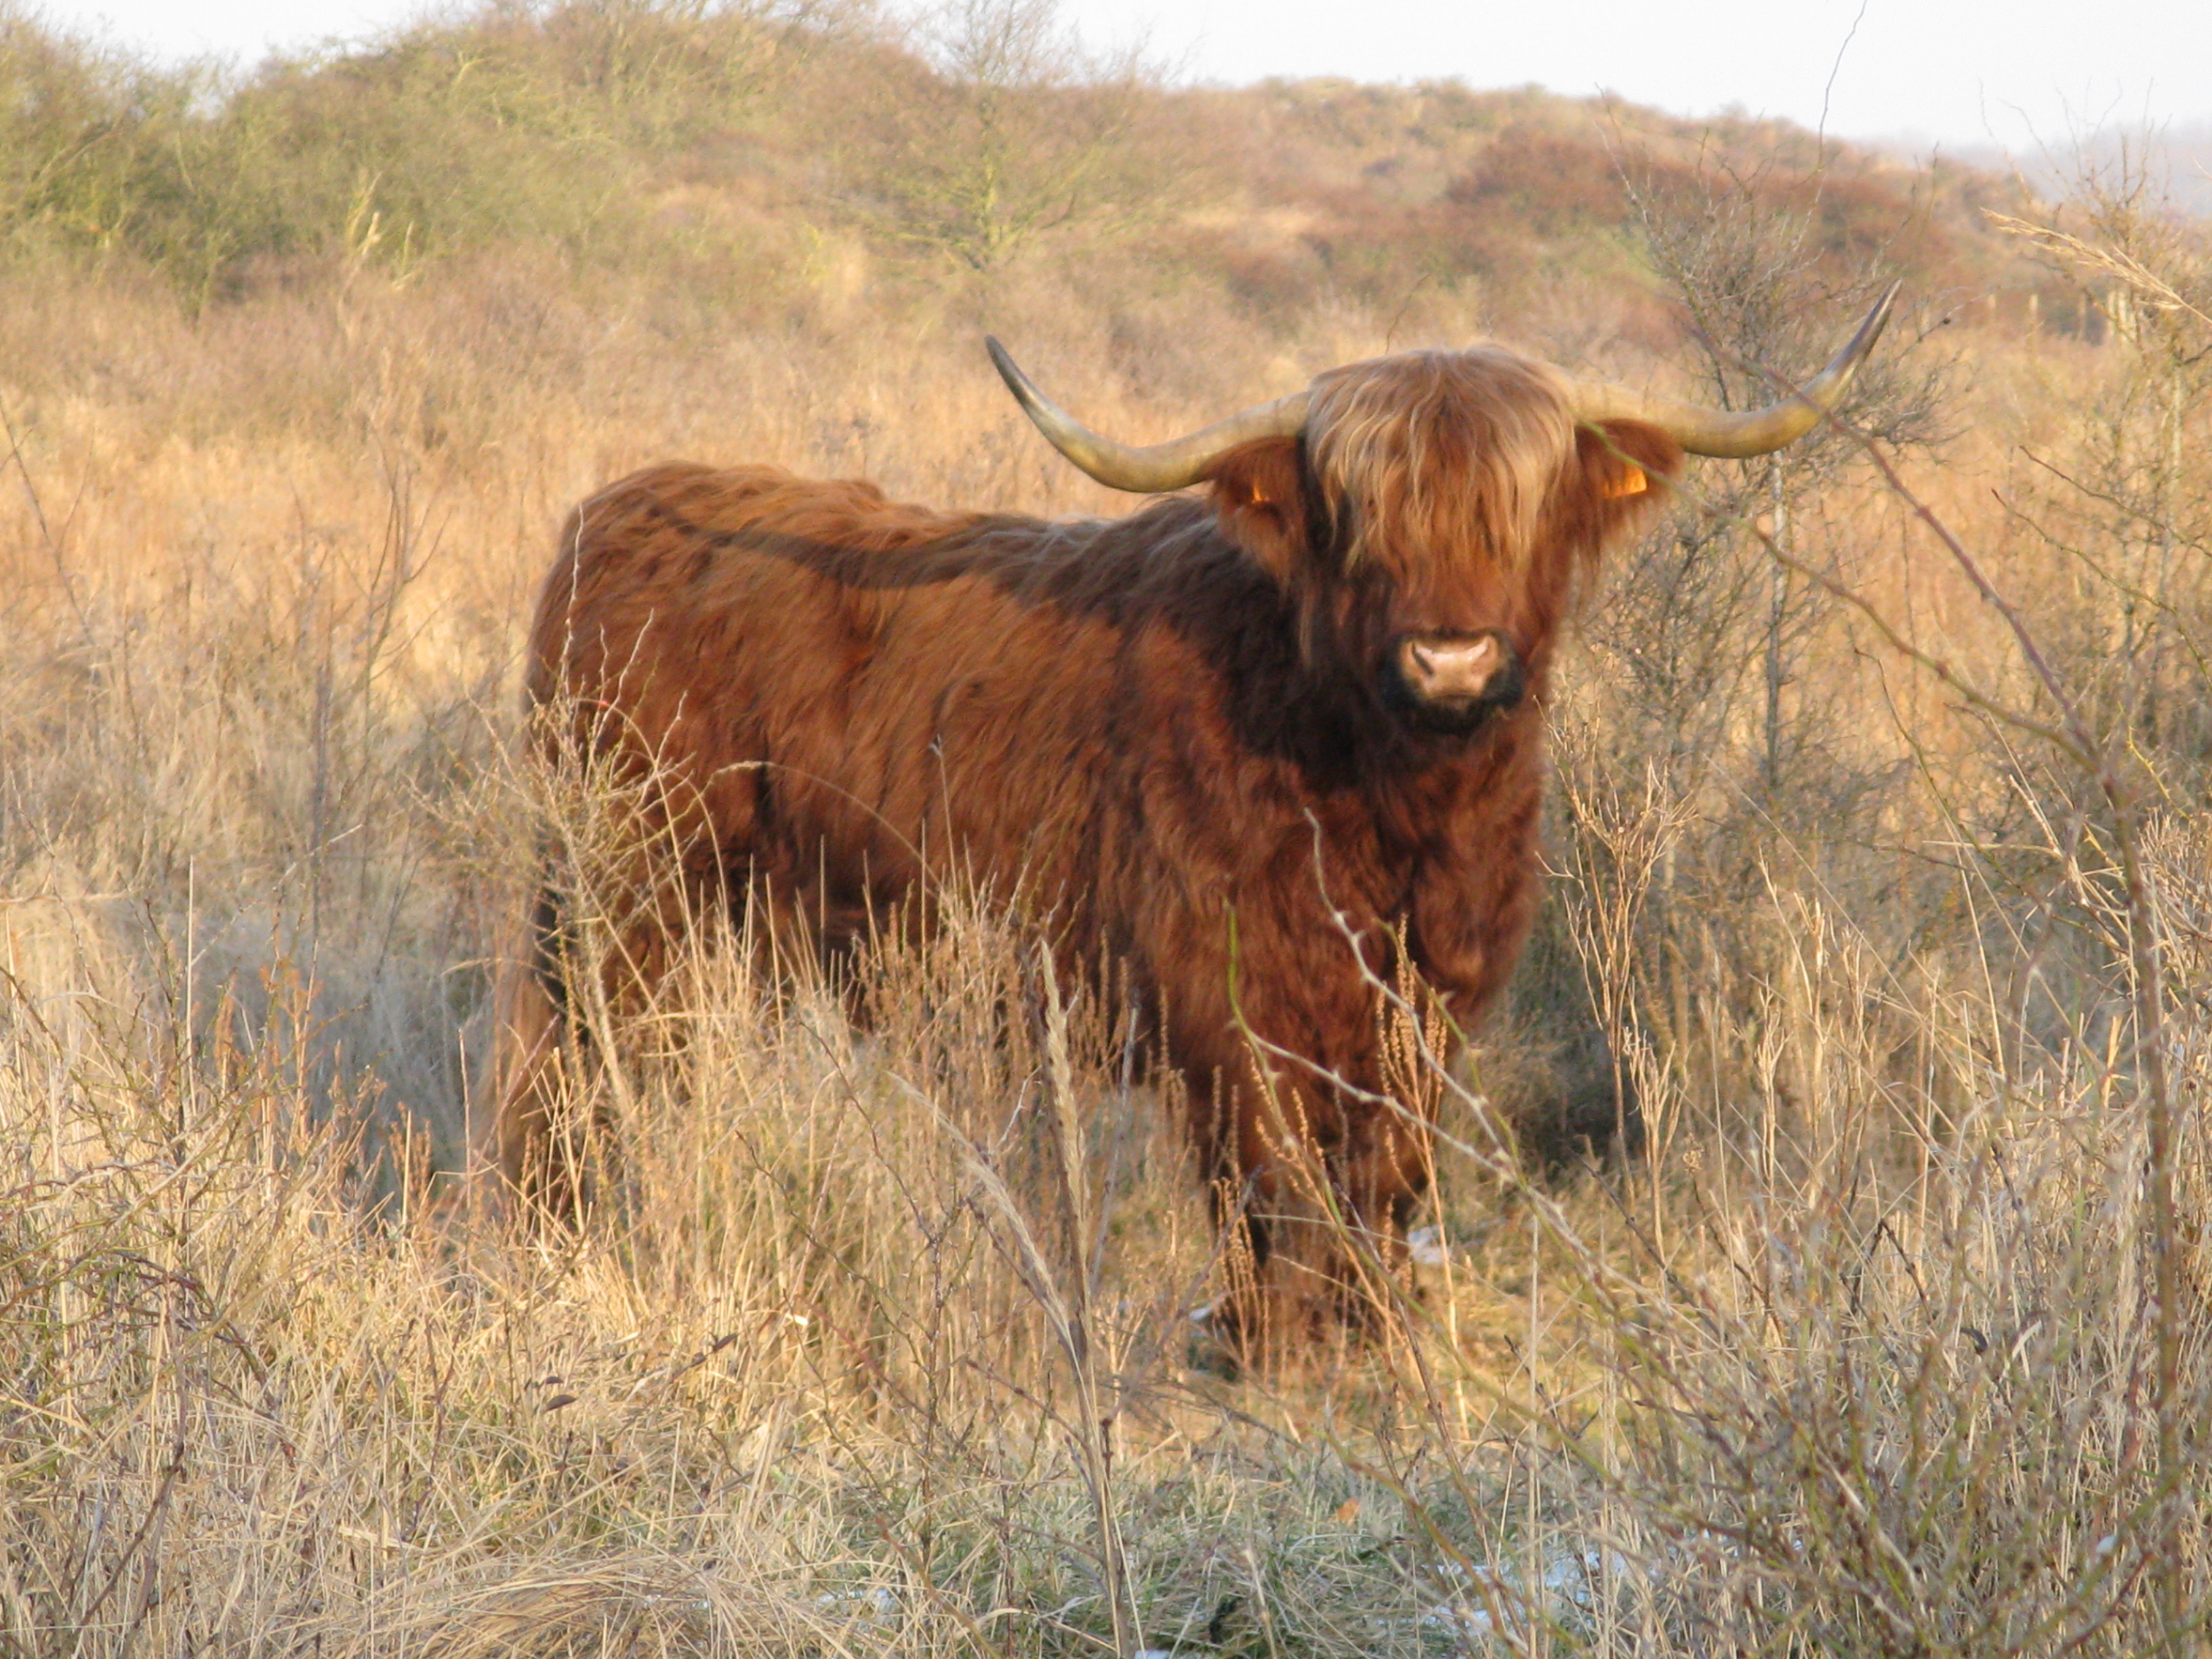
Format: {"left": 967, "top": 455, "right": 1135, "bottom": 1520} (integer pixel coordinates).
{"left": 1208, "top": 350, "right": 1679, "bottom": 736}
{"left": 989, "top": 293, "right": 1890, "bottom": 736}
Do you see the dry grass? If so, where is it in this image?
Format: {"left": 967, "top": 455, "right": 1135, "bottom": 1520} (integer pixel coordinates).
{"left": 3, "top": 58, "right": 2211, "bottom": 1654}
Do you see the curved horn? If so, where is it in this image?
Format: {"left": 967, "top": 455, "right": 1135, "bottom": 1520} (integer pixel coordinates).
{"left": 1566, "top": 281, "right": 1900, "bottom": 459}
{"left": 987, "top": 336, "right": 1311, "bottom": 493}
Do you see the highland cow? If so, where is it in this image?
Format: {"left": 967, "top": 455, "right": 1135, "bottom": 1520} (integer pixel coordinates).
{"left": 491, "top": 289, "right": 1896, "bottom": 1353}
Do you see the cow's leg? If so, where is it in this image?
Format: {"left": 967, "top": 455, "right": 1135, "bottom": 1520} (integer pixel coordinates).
{"left": 489, "top": 842, "right": 707, "bottom": 1228}
{"left": 1181, "top": 1064, "right": 1408, "bottom": 1369}
{"left": 1339, "top": 1095, "right": 1433, "bottom": 1284}
{"left": 1242, "top": 1086, "right": 1353, "bottom": 1368}
{"left": 1254, "top": 1080, "right": 1427, "bottom": 1343}
{"left": 1156, "top": 897, "right": 1437, "bottom": 1364}
{"left": 1183, "top": 1029, "right": 1443, "bottom": 1367}
{"left": 487, "top": 882, "right": 594, "bottom": 1226}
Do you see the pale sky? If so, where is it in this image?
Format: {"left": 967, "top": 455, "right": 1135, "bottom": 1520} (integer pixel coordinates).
{"left": 35, "top": 0, "right": 2212, "bottom": 152}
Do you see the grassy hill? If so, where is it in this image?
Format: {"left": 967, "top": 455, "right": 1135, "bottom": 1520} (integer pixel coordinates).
{"left": 1, "top": 0, "right": 2064, "bottom": 331}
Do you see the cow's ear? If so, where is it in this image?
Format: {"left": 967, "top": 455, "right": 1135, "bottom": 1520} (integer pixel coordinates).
{"left": 1206, "top": 436, "right": 1307, "bottom": 584}
{"left": 1568, "top": 419, "right": 1682, "bottom": 546}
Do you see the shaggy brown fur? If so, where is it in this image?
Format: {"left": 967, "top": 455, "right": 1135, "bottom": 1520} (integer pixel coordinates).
{"left": 491, "top": 346, "right": 1679, "bottom": 1354}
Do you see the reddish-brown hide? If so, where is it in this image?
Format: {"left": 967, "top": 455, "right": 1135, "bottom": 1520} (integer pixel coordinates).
{"left": 492, "top": 346, "right": 1680, "bottom": 1347}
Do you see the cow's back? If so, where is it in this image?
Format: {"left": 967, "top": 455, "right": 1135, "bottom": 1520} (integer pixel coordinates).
{"left": 526, "top": 461, "right": 1294, "bottom": 979}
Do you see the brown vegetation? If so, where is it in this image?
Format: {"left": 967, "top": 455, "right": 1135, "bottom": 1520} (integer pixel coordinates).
{"left": 2, "top": 1, "right": 2209, "bottom": 1654}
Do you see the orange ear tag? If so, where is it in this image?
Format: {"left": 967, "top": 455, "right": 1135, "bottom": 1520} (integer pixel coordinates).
{"left": 1604, "top": 465, "right": 1649, "bottom": 499}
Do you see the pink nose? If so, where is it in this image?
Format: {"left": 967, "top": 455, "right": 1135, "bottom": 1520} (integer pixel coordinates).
{"left": 1399, "top": 634, "right": 1509, "bottom": 704}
